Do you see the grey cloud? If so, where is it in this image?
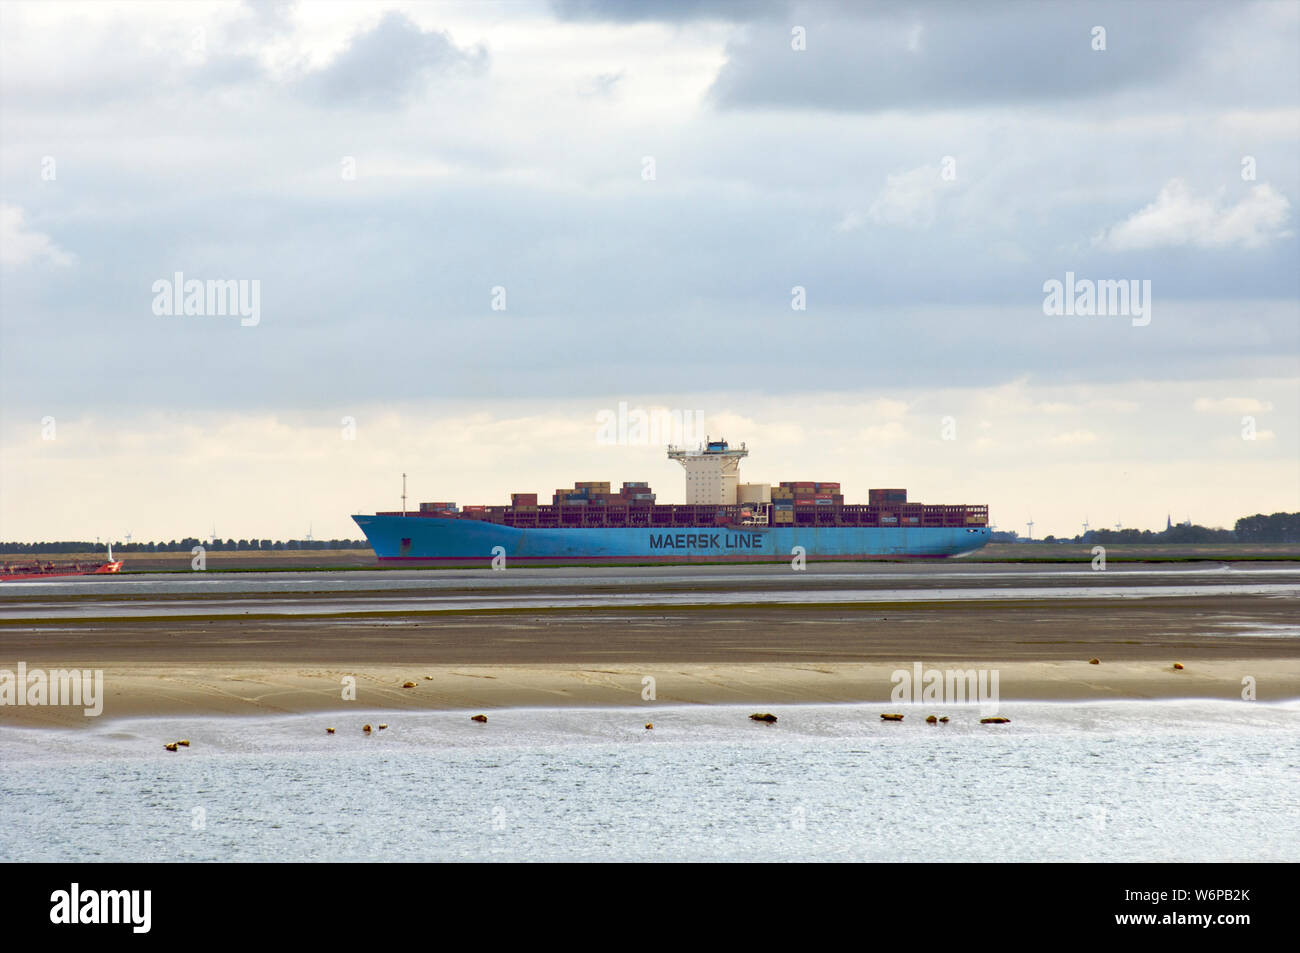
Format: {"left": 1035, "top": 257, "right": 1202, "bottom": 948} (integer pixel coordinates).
{"left": 2, "top": 176, "right": 1295, "bottom": 420}
{"left": 241, "top": 0, "right": 297, "bottom": 33}
{"left": 2, "top": 0, "right": 1295, "bottom": 422}
{"left": 710, "top": 1, "right": 1231, "bottom": 112}
{"left": 297, "top": 12, "right": 487, "bottom": 107}
{"left": 553, "top": 0, "right": 789, "bottom": 22}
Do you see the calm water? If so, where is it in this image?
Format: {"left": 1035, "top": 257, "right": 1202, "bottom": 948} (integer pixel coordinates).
{"left": 4, "top": 563, "right": 1297, "bottom": 620}
{"left": 4, "top": 562, "right": 1296, "bottom": 597}
{"left": 1, "top": 701, "right": 1297, "bottom": 862}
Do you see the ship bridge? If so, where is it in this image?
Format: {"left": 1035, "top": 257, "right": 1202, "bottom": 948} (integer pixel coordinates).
{"left": 667, "top": 438, "right": 748, "bottom": 505}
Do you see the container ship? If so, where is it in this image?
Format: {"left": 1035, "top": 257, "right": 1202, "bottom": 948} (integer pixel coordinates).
{"left": 1, "top": 545, "right": 123, "bottom": 581}
{"left": 353, "top": 439, "right": 989, "bottom": 566}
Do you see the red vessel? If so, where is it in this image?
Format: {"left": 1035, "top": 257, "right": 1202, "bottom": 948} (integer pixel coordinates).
{"left": 1, "top": 545, "right": 123, "bottom": 581}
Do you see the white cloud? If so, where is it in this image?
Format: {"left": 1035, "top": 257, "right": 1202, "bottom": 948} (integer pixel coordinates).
{"left": 1047, "top": 429, "right": 1098, "bottom": 446}
{"left": 1096, "top": 179, "right": 1292, "bottom": 251}
{"left": 1088, "top": 398, "right": 1141, "bottom": 413}
{"left": 867, "top": 164, "right": 948, "bottom": 229}
{"left": 858, "top": 420, "right": 908, "bottom": 444}
{"left": 1193, "top": 397, "right": 1274, "bottom": 413}
{"left": 0, "top": 204, "right": 74, "bottom": 267}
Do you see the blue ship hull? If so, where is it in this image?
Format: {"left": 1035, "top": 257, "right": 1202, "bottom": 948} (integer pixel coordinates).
{"left": 352, "top": 514, "right": 990, "bottom": 565}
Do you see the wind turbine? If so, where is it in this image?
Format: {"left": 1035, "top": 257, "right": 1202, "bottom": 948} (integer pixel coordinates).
{"left": 1082, "top": 517, "right": 1090, "bottom": 535}
{"left": 1026, "top": 518, "right": 1035, "bottom": 541}
{"left": 1114, "top": 520, "right": 1122, "bottom": 532}
{"left": 305, "top": 523, "right": 314, "bottom": 542}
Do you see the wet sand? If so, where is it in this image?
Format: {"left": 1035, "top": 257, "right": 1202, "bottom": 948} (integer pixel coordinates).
{"left": 2, "top": 589, "right": 1297, "bottom": 726}
{"left": 4, "top": 659, "right": 1298, "bottom": 728}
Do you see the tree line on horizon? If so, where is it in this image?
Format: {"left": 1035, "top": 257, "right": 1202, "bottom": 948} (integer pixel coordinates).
{"left": 984, "top": 512, "right": 1298, "bottom": 545}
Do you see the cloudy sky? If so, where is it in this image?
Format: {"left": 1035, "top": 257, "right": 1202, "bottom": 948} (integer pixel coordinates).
{"left": 1, "top": 0, "right": 1296, "bottom": 543}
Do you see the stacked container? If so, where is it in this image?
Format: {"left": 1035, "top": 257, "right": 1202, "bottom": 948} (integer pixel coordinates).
{"left": 620, "top": 481, "right": 656, "bottom": 503}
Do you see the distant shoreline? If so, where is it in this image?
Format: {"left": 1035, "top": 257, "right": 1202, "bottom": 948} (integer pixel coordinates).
{"left": 3, "top": 543, "right": 1300, "bottom": 574}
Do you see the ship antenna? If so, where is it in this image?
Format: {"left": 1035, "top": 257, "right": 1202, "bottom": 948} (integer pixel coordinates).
{"left": 401, "top": 472, "right": 407, "bottom": 517}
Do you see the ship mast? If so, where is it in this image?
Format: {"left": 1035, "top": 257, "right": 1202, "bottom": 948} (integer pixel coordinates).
{"left": 401, "top": 473, "right": 407, "bottom": 517}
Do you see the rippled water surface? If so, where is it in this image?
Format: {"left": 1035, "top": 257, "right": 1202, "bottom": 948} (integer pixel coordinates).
{"left": 2, "top": 701, "right": 1297, "bottom": 862}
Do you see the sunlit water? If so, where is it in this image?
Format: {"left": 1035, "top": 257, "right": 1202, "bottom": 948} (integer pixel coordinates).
{"left": 1, "top": 701, "right": 1297, "bottom": 862}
